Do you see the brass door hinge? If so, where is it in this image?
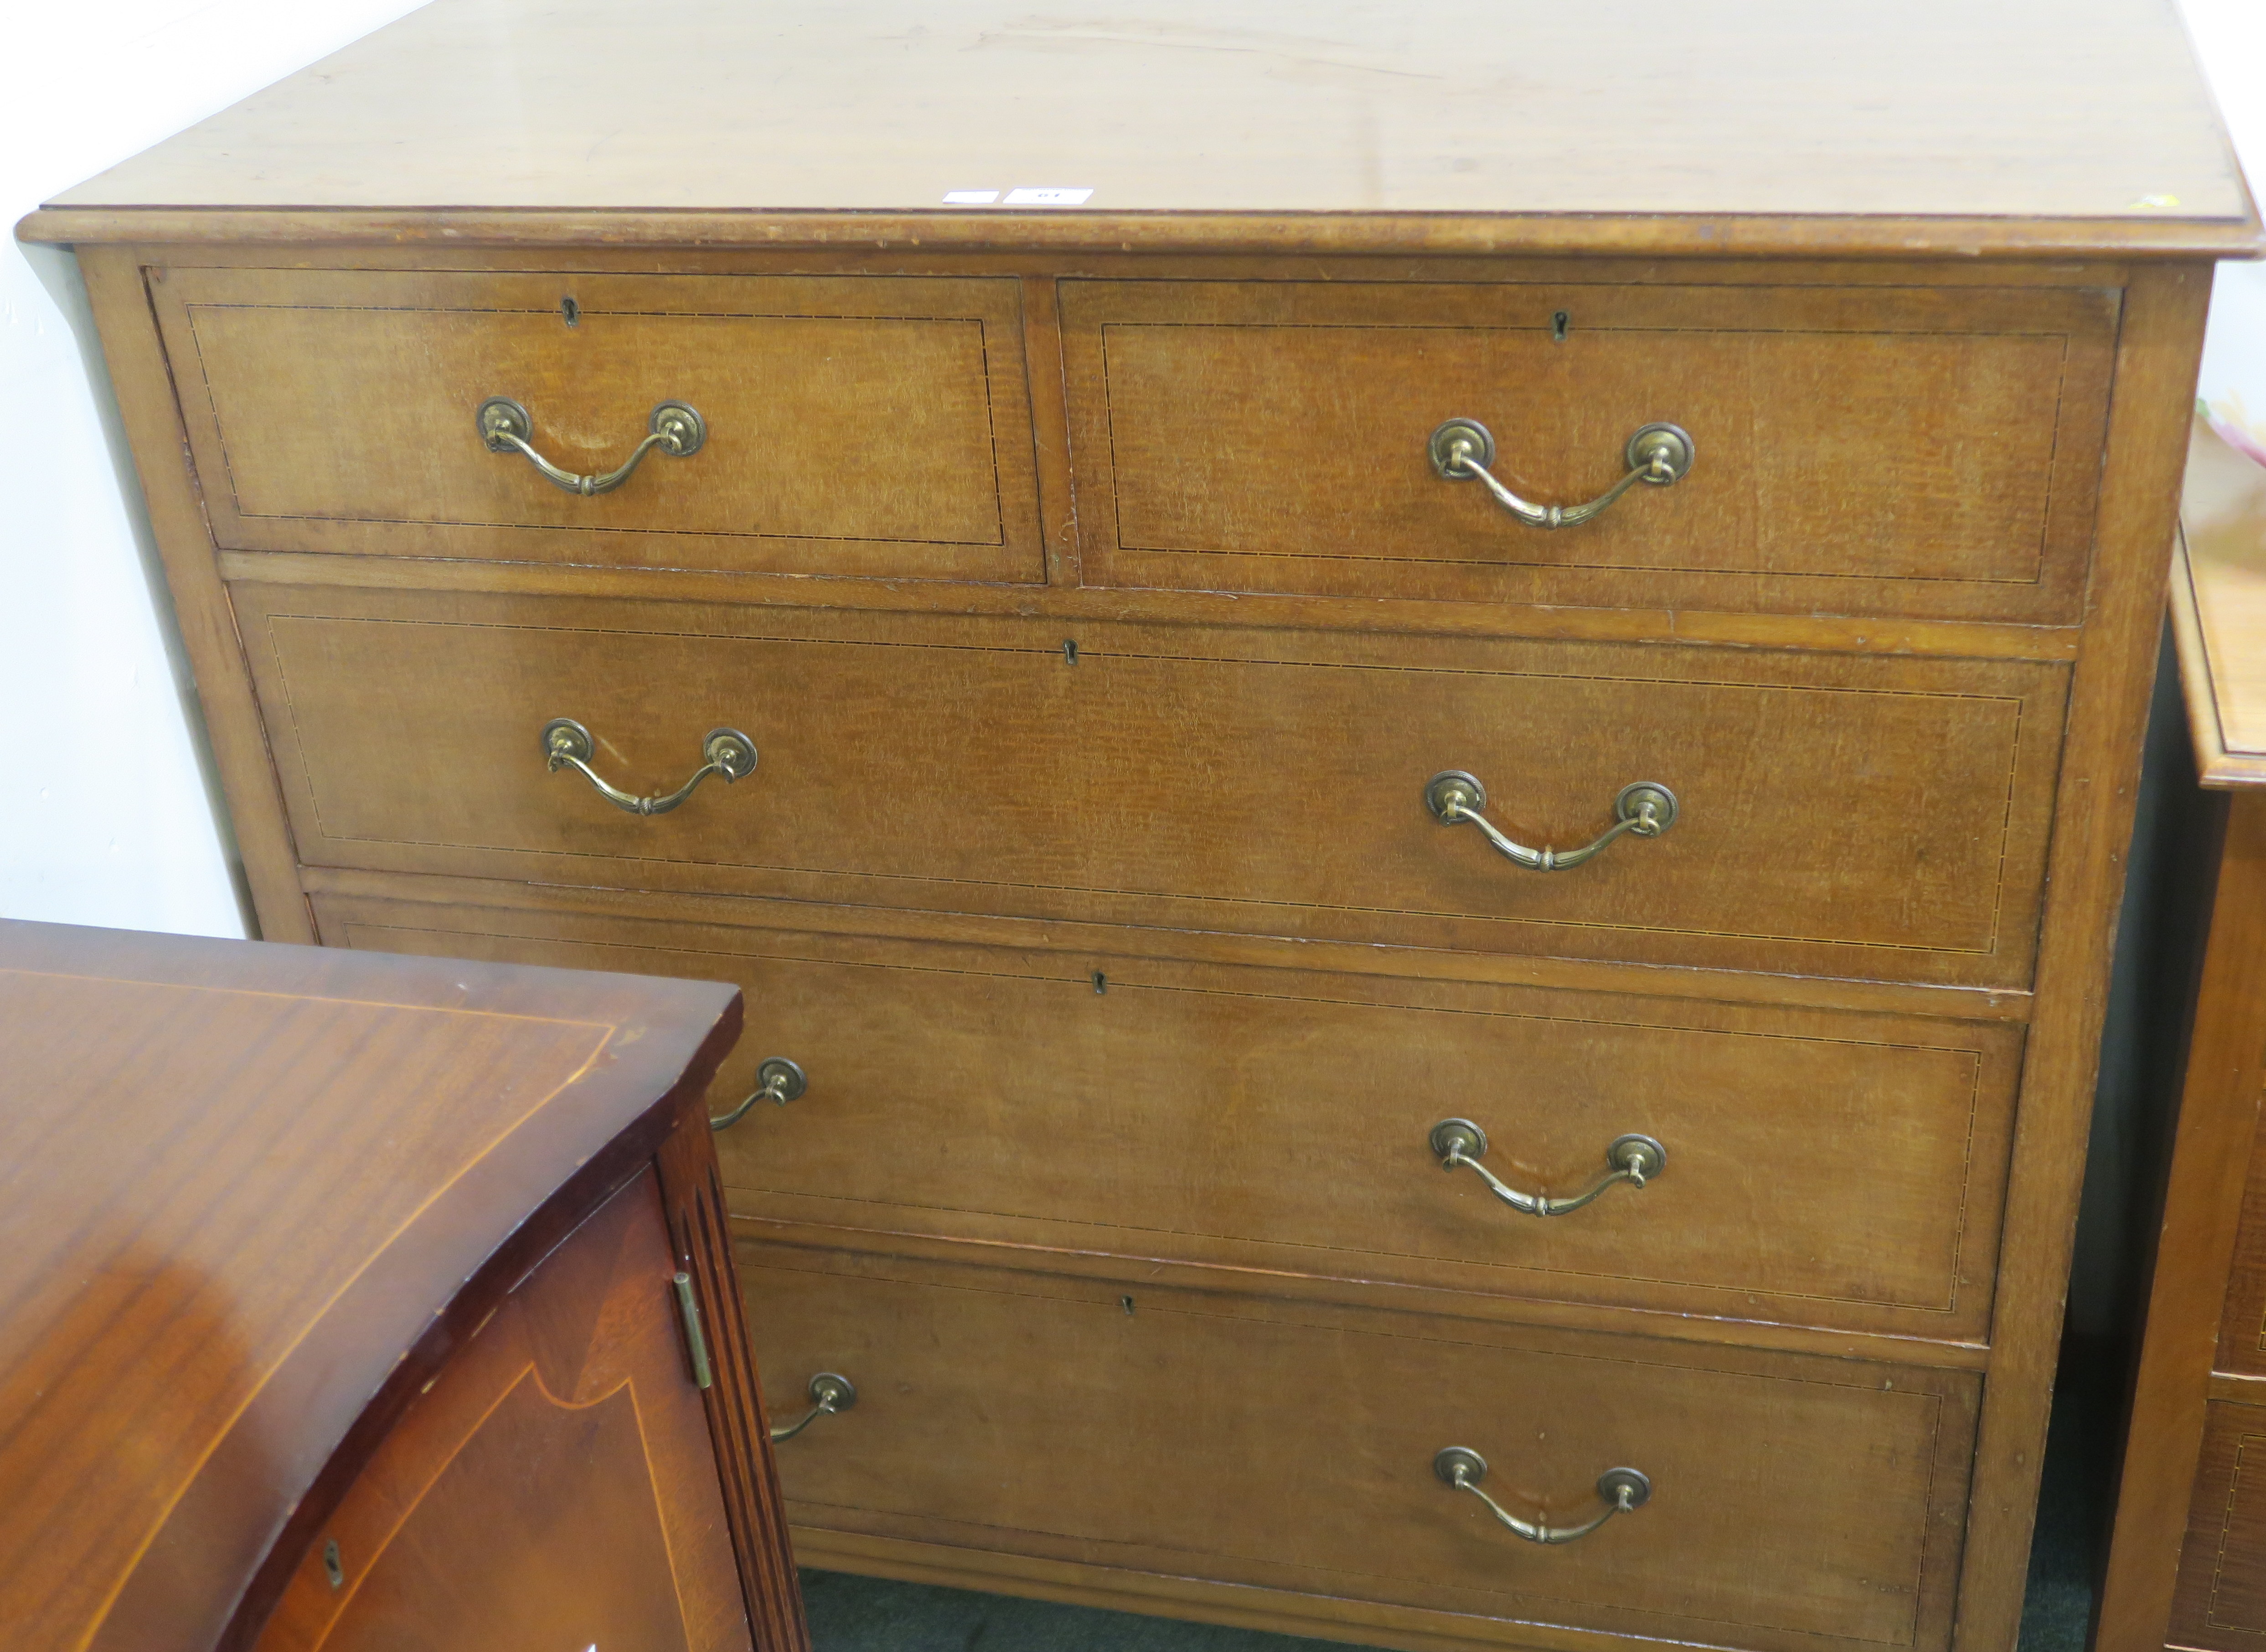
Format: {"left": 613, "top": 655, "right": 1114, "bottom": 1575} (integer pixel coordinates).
{"left": 672, "top": 1270, "right": 713, "bottom": 1390}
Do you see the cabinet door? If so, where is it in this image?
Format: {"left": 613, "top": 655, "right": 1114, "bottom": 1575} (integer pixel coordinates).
{"left": 251, "top": 1168, "right": 780, "bottom": 1652}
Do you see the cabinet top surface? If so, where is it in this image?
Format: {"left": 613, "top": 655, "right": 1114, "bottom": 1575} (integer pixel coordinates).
{"left": 0, "top": 919, "right": 738, "bottom": 1652}
{"left": 29, "top": 0, "right": 2261, "bottom": 256}
{"left": 2178, "top": 421, "right": 2266, "bottom": 789}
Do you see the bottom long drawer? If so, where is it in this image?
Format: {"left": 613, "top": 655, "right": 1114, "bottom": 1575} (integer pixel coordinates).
{"left": 740, "top": 1239, "right": 1976, "bottom": 1652}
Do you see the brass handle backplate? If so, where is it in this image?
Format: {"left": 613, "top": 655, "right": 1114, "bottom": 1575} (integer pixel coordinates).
{"left": 1425, "top": 770, "right": 1676, "bottom": 872}
{"left": 542, "top": 717, "right": 756, "bottom": 816}
{"left": 479, "top": 396, "right": 706, "bottom": 495}
{"left": 1434, "top": 1447, "right": 1651, "bottom": 1545}
{"left": 1429, "top": 1119, "right": 1666, "bottom": 1217}
{"left": 770, "top": 1372, "right": 857, "bottom": 1442}
{"left": 1429, "top": 417, "right": 1693, "bottom": 529}
{"left": 711, "top": 1057, "right": 808, "bottom": 1132}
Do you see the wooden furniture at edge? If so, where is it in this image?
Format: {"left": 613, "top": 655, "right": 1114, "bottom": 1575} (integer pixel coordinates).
{"left": 0, "top": 917, "right": 809, "bottom": 1652}
{"left": 18, "top": 6, "right": 2260, "bottom": 1651}
{"left": 2097, "top": 424, "right": 2266, "bottom": 1651}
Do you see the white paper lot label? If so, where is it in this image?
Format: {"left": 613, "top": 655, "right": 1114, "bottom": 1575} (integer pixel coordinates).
{"left": 941, "top": 190, "right": 998, "bottom": 204}
{"left": 1002, "top": 187, "right": 1093, "bottom": 206}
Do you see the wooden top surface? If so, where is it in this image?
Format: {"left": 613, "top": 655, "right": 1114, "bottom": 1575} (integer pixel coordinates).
{"left": 22, "top": 0, "right": 2261, "bottom": 257}
{"left": 0, "top": 919, "right": 739, "bottom": 1652}
{"left": 2174, "top": 419, "right": 2266, "bottom": 789}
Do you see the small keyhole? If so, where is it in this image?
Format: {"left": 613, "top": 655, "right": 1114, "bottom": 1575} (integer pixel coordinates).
{"left": 1121, "top": 1296, "right": 1136, "bottom": 1315}
{"left": 1092, "top": 971, "right": 1108, "bottom": 994}
{"left": 323, "top": 1539, "right": 345, "bottom": 1590}
{"left": 1062, "top": 639, "right": 1079, "bottom": 664}
{"left": 1551, "top": 310, "right": 1570, "bottom": 342}
{"left": 561, "top": 295, "right": 580, "bottom": 327}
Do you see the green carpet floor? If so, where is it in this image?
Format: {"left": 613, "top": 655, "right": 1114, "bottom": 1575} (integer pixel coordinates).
{"left": 2016, "top": 1335, "right": 2121, "bottom": 1652}
{"left": 803, "top": 1570, "right": 1356, "bottom": 1651}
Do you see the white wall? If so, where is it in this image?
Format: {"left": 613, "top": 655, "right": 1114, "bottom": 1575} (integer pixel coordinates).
{"left": 0, "top": 0, "right": 429, "bottom": 937}
{"left": 1, "top": 0, "right": 2261, "bottom": 938}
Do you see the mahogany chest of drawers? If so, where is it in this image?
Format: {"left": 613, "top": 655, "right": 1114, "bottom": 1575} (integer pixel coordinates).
{"left": 20, "top": 5, "right": 2259, "bottom": 1650}
{"left": 0, "top": 918, "right": 804, "bottom": 1652}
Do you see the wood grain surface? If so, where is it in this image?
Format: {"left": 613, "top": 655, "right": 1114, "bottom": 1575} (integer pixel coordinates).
{"left": 212, "top": 542, "right": 2085, "bottom": 664}
{"left": 233, "top": 585, "right": 2066, "bottom": 989}
{"left": 0, "top": 919, "right": 743, "bottom": 1652}
{"left": 302, "top": 862, "right": 2031, "bottom": 1025}
{"left": 2168, "top": 1399, "right": 2266, "bottom": 1651}
{"left": 319, "top": 890, "right": 2025, "bottom": 1345}
{"left": 2068, "top": 434, "right": 2266, "bottom": 1652}
{"left": 31, "top": 0, "right": 2256, "bottom": 254}
{"left": 94, "top": 247, "right": 2136, "bottom": 670}
{"left": 16, "top": 10, "right": 2247, "bottom": 1644}
{"left": 656, "top": 1107, "right": 810, "bottom": 1652}
{"left": 2208, "top": 861, "right": 2266, "bottom": 1386}
{"left": 2094, "top": 796, "right": 2266, "bottom": 1652}
{"left": 1062, "top": 279, "right": 2115, "bottom": 624}
{"left": 743, "top": 1241, "right": 1977, "bottom": 1652}
{"left": 251, "top": 1170, "right": 751, "bottom": 1652}
{"left": 2093, "top": 795, "right": 2257, "bottom": 1652}
{"left": 77, "top": 246, "right": 316, "bottom": 942}
{"left": 154, "top": 267, "right": 1042, "bottom": 582}
{"left": 1944, "top": 261, "right": 2211, "bottom": 1652}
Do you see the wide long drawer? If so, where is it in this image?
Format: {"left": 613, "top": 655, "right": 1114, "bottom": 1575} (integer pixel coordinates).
{"left": 1061, "top": 278, "right": 2116, "bottom": 624}
{"left": 152, "top": 267, "right": 1043, "bottom": 582}
{"left": 318, "top": 891, "right": 2021, "bottom": 1343}
{"left": 743, "top": 1245, "right": 1976, "bottom": 1652}
{"left": 242, "top": 586, "right": 2066, "bottom": 988}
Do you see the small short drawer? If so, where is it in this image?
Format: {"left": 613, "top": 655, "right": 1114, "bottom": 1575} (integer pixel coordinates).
{"left": 243, "top": 585, "right": 2066, "bottom": 988}
{"left": 318, "top": 893, "right": 2023, "bottom": 1344}
{"left": 1061, "top": 278, "right": 2116, "bottom": 624}
{"left": 741, "top": 1246, "right": 1977, "bottom": 1652}
{"left": 151, "top": 266, "right": 1043, "bottom": 582}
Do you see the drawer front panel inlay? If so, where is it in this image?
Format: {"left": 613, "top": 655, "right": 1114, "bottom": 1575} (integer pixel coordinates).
{"left": 2171, "top": 1401, "right": 2266, "bottom": 1651}
{"left": 1062, "top": 280, "right": 2116, "bottom": 623}
{"left": 741, "top": 1246, "right": 1975, "bottom": 1652}
{"left": 316, "top": 893, "right": 2025, "bottom": 1342}
{"left": 241, "top": 587, "right": 2066, "bottom": 988}
{"left": 254, "top": 1170, "right": 751, "bottom": 1652}
{"left": 155, "top": 267, "right": 1042, "bottom": 582}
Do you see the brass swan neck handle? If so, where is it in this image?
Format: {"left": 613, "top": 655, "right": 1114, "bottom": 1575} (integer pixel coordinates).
{"left": 769, "top": 1373, "right": 858, "bottom": 1442}
{"left": 1434, "top": 1448, "right": 1651, "bottom": 1545}
{"left": 710, "top": 1058, "right": 808, "bottom": 1132}
{"left": 1429, "top": 417, "right": 1693, "bottom": 530}
{"left": 1429, "top": 1119, "right": 1666, "bottom": 1217}
{"left": 479, "top": 396, "right": 705, "bottom": 495}
{"left": 542, "top": 718, "right": 756, "bottom": 817}
{"left": 1425, "top": 770, "right": 1677, "bottom": 871}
